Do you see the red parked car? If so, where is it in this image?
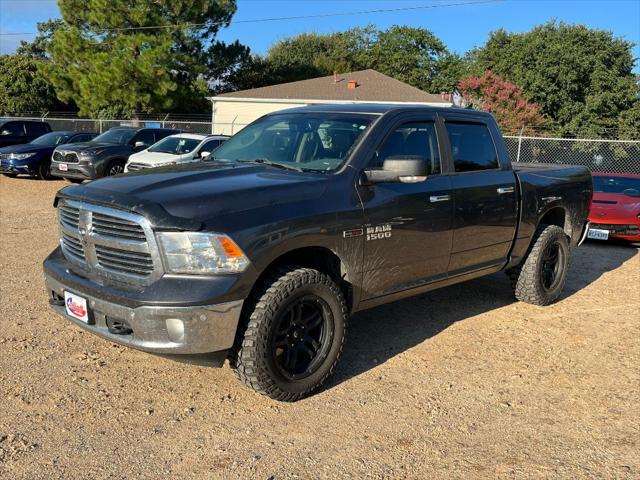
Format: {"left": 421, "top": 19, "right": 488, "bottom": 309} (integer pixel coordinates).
{"left": 588, "top": 173, "right": 640, "bottom": 242}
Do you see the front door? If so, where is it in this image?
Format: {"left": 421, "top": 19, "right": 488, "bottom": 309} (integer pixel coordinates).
{"left": 359, "top": 119, "right": 453, "bottom": 299}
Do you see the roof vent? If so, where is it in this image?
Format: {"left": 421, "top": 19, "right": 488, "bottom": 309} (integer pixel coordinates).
{"left": 347, "top": 80, "right": 358, "bottom": 89}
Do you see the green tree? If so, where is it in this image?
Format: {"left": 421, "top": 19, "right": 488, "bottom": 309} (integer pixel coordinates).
{"left": 16, "top": 19, "right": 64, "bottom": 59}
{"left": 228, "top": 25, "right": 463, "bottom": 94}
{"left": 43, "top": 0, "right": 247, "bottom": 116}
{"left": 0, "top": 55, "right": 67, "bottom": 114}
{"left": 467, "top": 21, "right": 640, "bottom": 138}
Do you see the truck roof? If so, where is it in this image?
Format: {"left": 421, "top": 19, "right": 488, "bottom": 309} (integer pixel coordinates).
{"left": 273, "top": 103, "right": 495, "bottom": 118}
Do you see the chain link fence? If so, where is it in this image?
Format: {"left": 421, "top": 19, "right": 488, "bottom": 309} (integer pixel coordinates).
{"left": 1, "top": 114, "right": 247, "bottom": 136}
{"left": 504, "top": 135, "right": 640, "bottom": 174}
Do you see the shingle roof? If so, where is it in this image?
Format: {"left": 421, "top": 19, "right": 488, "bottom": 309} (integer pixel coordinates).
{"left": 213, "top": 69, "right": 450, "bottom": 104}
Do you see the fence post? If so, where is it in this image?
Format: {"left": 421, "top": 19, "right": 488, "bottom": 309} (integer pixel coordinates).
{"left": 162, "top": 113, "right": 169, "bottom": 128}
{"left": 99, "top": 120, "right": 103, "bottom": 133}
{"left": 231, "top": 115, "right": 238, "bottom": 135}
{"left": 516, "top": 126, "right": 524, "bottom": 163}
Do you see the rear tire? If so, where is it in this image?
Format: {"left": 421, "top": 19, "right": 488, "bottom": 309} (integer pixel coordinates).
{"left": 507, "top": 224, "right": 570, "bottom": 306}
{"left": 231, "top": 267, "right": 348, "bottom": 401}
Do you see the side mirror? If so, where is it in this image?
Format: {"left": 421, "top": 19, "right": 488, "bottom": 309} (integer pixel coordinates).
{"left": 134, "top": 141, "right": 146, "bottom": 148}
{"left": 363, "top": 156, "right": 428, "bottom": 185}
{"left": 0, "top": 130, "right": 10, "bottom": 136}
{"left": 199, "top": 151, "right": 211, "bottom": 159}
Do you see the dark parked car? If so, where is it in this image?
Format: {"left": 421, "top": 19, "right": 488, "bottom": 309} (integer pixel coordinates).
{"left": 44, "top": 105, "right": 592, "bottom": 401}
{"left": 0, "top": 119, "right": 52, "bottom": 148}
{"left": 49, "top": 126, "right": 179, "bottom": 181}
{"left": 0, "top": 131, "right": 97, "bottom": 179}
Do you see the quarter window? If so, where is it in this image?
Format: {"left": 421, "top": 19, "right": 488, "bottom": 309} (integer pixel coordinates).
{"left": 374, "top": 122, "right": 441, "bottom": 175}
{"left": 445, "top": 122, "right": 499, "bottom": 172}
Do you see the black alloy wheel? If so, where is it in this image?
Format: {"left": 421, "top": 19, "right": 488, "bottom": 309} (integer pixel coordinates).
{"left": 270, "top": 295, "right": 333, "bottom": 380}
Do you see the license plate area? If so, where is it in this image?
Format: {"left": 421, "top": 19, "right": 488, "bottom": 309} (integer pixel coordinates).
{"left": 58, "top": 163, "right": 68, "bottom": 171}
{"left": 64, "top": 291, "right": 91, "bottom": 323}
{"left": 587, "top": 228, "right": 609, "bottom": 241}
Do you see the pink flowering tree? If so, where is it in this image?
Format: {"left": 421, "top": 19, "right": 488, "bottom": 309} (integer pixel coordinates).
{"left": 457, "top": 70, "right": 547, "bottom": 134}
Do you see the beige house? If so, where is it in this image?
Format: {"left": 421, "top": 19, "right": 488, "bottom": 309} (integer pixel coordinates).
{"left": 207, "top": 69, "right": 452, "bottom": 135}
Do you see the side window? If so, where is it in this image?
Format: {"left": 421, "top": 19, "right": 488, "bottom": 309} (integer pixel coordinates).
{"left": 133, "top": 130, "right": 155, "bottom": 146}
{"left": 154, "top": 130, "right": 174, "bottom": 143}
{"left": 200, "top": 139, "right": 220, "bottom": 152}
{"left": 69, "top": 134, "right": 88, "bottom": 143}
{"left": 373, "top": 122, "right": 441, "bottom": 175}
{"left": 445, "top": 122, "right": 499, "bottom": 172}
{"left": 26, "top": 122, "right": 49, "bottom": 136}
{"left": 0, "top": 122, "right": 24, "bottom": 136}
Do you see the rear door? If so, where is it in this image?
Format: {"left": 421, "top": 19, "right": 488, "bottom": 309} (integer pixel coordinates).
{"left": 441, "top": 116, "right": 518, "bottom": 275}
{"left": 359, "top": 114, "right": 453, "bottom": 299}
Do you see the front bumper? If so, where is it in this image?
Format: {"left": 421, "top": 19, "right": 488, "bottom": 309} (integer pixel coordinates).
{"left": 588, "top": 221, "right": 640, "bottom": 242}
{"left": 50, "top": 160, "right": 98, "bottom": 179}
{"left": 0, "top": 159, "right": 38, "bottom": 175}
{"left": 44, "top": 255, "right": 245, "bottom": 361}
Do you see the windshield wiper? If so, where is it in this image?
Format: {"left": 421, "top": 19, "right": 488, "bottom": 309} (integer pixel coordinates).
{"left": 235, "top": 158, "right": 303, "bottom": 172}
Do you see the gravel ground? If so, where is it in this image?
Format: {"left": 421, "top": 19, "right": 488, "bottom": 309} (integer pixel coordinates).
{"left": 1, "top": 175, "right": 639, "bottom": 479}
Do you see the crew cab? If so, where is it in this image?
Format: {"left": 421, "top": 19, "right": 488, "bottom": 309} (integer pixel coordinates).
{"left": 50, "top": 126, "right": 179, "bottom": 181}
{"left": 43, "top": 105, "right": 592, "bottom": 401}
{"left": 125, "top": 133, "right": 229, "bottom": 172}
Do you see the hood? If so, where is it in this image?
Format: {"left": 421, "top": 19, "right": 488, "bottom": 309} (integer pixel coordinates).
{"left": 56, "top": 162, "right": 329, "bottom": 229}
{"left": 0, "top": 143, "right": 52, "bottom": 154}
{"left": 128, "top": 150, "right": 187, "bottom": 164}
{"left": 590, "top": 192, "right": 640, "bottom": 222}
{"left": 58, "top": 141, "right": 125, "bottom": 152}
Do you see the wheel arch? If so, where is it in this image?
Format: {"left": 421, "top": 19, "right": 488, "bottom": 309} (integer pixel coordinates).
{"left": 250, "top": 246, "right": 354, "bottom": 313}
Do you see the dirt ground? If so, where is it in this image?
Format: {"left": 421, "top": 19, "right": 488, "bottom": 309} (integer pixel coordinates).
{"left": 0, "top": 175, "right": 638, "bottom": 479}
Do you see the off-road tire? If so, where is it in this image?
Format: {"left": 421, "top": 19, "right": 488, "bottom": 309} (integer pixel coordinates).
{"left": 231, "top": 267, "right": 348, "bottom": 402}
{"left": 507, "top": 224, "right": 570, "bottom": 306}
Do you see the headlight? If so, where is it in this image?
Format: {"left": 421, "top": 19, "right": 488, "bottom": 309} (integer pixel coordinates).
{"left": 155, "top": 161, "right": 176, "bottom": 167}
{"left": 10, "top": 152, "right": 36, "bottom": 160}
{"left": 80, "top": 149, "right": 105, "bottom": 157}
{"left": 157, "top": 232, "right": 250, "bottom": 274}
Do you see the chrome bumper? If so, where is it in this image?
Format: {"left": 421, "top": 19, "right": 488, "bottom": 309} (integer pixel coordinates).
{"left": 45, "top": 273, "right": 243, "bottom": 356}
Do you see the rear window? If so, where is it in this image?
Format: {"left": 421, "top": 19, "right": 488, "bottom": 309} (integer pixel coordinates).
{"left": 593, "top": 176, "right": 640, "bottom": 196}
{"left": 26, "top": 122, "right": 50, "bottom": 136}
{"left": 445, "top": 122, "right": 499, "bottom": 172}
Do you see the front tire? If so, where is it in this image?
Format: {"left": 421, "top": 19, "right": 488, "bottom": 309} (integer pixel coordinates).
{"left": 231, "top": 267, "right": 348, "bottom": 401}
{"left": 507, "top": 224, "right": 570, "bottom": 306}
{"left": 37, "top": 160, "right": 52, "bottom": 180}
{"left": 105, "top": 160, "right": 125, "bottom": 176}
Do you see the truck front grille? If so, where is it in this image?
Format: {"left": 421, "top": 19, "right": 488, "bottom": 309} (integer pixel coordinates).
{"left": 57, "top": 200, "right": 162, "bottom": 285}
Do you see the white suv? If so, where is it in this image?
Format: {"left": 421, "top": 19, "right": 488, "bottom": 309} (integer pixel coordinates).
{"left": 125, "top": 133, "right": 228, "bottom": 172}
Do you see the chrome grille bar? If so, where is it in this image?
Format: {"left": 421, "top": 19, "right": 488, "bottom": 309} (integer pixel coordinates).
{"left": 57, "top": 200, "right": 163, "bottom": 285}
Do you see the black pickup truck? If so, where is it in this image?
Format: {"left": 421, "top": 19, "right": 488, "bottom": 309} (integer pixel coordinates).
{"left": 43, "top": 105, "right": 592, "bottom": 401}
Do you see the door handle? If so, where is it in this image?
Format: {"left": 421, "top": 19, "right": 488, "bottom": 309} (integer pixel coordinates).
{"left": 497, "top": 186, "right": 515, "bottom": 194}
{"left": 429, "top": 194, "right": 450, "bottom": 203}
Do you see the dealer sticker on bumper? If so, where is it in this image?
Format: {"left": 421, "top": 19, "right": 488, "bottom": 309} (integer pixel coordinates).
{"left": 64, "top": 291, "right": 89, "bottom": 323}
{"left": 587, "top": 228, "right": 609, "bottom": 241}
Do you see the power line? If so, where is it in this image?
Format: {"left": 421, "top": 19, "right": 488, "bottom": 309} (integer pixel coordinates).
{"left": 0, "top": 0, "right": 502, "bottom": 36}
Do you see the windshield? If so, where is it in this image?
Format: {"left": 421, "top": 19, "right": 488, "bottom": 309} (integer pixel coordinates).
{"left": 212, "top": 113, "right": 374, "bottom": 172}
{"left": 92, "top": 128, "right": 136, "bottom": 145}
{"left": 593, "top": 176, "right": 640, "bottom": 196}
{"left": 149, "top": 136, "right": 201, "bottom": 155}
{"left": 30, "top": 132, "right": 71, "bottom": 146}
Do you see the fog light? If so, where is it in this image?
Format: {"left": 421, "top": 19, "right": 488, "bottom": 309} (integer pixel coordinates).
{"left": 166, "top": 318, "right": 185, "bottom": 343}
